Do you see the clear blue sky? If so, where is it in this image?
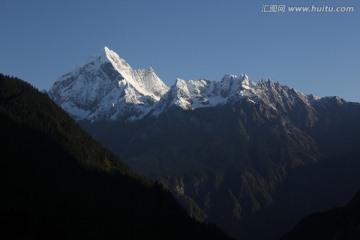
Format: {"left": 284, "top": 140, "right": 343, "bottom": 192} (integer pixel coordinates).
{"left": 1, "top": 0, "right": 359, "bottom": 102}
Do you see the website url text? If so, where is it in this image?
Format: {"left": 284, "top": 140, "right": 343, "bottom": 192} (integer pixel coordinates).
{"left": 261, "top": 5, "right": 355, "bottom": 13}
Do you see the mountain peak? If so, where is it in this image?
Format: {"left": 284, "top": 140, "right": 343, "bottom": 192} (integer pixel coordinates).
{"left": 49, "top": 47, "right": 169, "bottom": 121}
{"left": 102, "top": 46, "right": 133, "bottom": 74}
{"left": 241, "top": 74, "right": 251, "bottom": 88}
{"left": 174, "top": 78, "right": 186, "bottom": 87}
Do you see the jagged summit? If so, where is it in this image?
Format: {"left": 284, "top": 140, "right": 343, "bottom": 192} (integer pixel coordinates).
{"left": 49, "top": 47, "right": 169, "bottom": 121}
{"left": 219, "top": 74, "right": 256, "bottom": 98}
{"left": 82, "top": 46, "right": 131, "bottom": 73}
{"left": 151, "top": 73, "right": 319, "bottom": 115}
{"left": 104, "top": 46, "right": 133, "bottom": 73}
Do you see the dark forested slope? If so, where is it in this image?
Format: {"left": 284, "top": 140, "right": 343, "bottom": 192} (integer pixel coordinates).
{"left": 282, "top": 190, "right": 360, "bottom": 240}
{"left": 0, "top": 74, "right": 229, "bottom": 240}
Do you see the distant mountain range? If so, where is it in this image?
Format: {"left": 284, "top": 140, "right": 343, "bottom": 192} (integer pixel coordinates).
{"left": 48, "top": 47, "right": 360, "bottom": 239}
{"left": 49, "top": 47, "right": 321, "bottom": 122}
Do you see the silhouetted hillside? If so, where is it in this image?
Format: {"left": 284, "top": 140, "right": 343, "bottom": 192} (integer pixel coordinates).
{"left": 282, "top": 191, "right": 360, "bottom": 240}
{"left": 0, "top": 74, "right": 230, "bottom": 240}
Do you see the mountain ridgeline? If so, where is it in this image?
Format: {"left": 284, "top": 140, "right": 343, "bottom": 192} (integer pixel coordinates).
{"left": 49, "top": 47, "right": 360, "bottom": 239}
{"left": 0, "top": 74, "right": 230, "bottom": 239}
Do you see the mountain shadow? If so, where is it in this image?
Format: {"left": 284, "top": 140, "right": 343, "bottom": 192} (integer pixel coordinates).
{"left": 80, "top": 93, "right": 360, "bottom": 240}
{"left": 0, "top": 74, "right": 230, "bottom": 240}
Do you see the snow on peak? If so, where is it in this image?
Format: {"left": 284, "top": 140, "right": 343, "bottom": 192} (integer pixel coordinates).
{"left": 49, "top": 46, "right": 169, "bottom": 121}
{"left": 103, "top": 46, "right": 134, "bottom": 78}
{"left": 101, "top": 47, "right": 169, "bottom": 99}
{"left": 134, "top": 67, "right": 169, "bottom": 100}
{"left": 153, "top": 74, "right": 257, "bottom": 112}
{"left": 151, "top": 73, "right": 317, "bottom": 115}
{"left": 218, "top": 74, "right": 256, "bottom": 100}
{"left": 241, "top": 74, "right": 254, "bottom": 89}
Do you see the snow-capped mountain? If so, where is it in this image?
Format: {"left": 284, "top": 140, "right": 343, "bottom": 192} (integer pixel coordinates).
{"left": 151, "top": 74, "right": 319, "bottom": 116}
{"left": 153, "top": 74, "right": 257, "bottom": 113}
{"left": 49, "top": 47, "right": 169, "bottom": 121}
{"left": 49, "top": 47, "right": 323, "bottom": 122}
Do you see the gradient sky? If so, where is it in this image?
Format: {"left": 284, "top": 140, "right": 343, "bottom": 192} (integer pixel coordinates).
{"left": 1, "top": 0, "right": 359, "bottom": 102}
